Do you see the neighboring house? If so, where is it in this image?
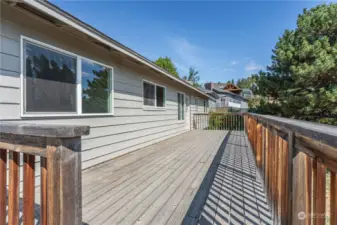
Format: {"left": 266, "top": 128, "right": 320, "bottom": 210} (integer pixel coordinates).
{"left": 0, "top": 1, "right": 211, "bottom": 169}
{"left": 199, "top": 88, "right": 218, "bottom": 112}
{"left": 241, "top": 88, "right": 253, "bottom": 99}
{"left": 204, "top": 82, "right": 249, "bottom": 112}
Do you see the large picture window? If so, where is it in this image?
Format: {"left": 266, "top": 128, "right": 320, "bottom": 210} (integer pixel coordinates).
{"left": 22, "top": 37, "right": 113, "bottom": 116}
{"left": 143, "top": 81, "right": 166, "bottom": 108}
{"left": 24, "top": 40, "right": 77, "bottom": 113}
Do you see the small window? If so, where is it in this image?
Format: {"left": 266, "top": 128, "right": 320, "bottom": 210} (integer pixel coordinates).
{"left": 178, "top": 92, "right": 185, "bottom": 120}
{"left": 143, "top": 81, "right": 166, "bottom": 108}
{"left": 156, "top": 86, "right": 165, "bottom": 107}
{"left": 204, "top": 100, "right": 207, "bottom": 112}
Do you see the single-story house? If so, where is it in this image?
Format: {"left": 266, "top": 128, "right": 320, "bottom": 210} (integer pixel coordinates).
{"left": 0, "top": 0, "right": 212, "bottom": 169}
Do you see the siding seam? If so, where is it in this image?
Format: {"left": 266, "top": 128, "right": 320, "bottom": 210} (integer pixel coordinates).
{"left": 0, "top": 51, "right": 19, "bottom": 58}
{"left": 0, "top": 85, "right": 19, "bottom": 89}
{"left": 83, "top": 121, "right": 186, "bottom": 140}
{"left": 82, "top": 124, "right": 186, "bottom": 151}
{"left": 0, "top": 34, "right": 20, "bottom": 43}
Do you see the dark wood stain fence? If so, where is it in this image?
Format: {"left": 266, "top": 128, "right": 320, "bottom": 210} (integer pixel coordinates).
{"left": 0, "top": 123, "right": 89, "bottom": 225}
{"left": 245, "top": 113, "right": 337, "bottom": 225}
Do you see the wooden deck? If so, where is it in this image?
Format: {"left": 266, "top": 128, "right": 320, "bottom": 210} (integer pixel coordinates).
{"left": 81, "top": 130, "right": 272, "bottom": 225}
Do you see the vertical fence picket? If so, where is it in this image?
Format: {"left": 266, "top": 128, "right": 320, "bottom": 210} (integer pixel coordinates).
{"left": 276, "top": 136, "right": 283, "bottom": 224}
{"left": 243, "top": 114, "right": 337, "bottom": 225}
{"left": 280, "top": 138, "right": 288, "bottom": 225}
{"left": 41, "top": 157, "right": 48, "bottom": 225}
{"left": 314, "top": 160, "right": 326, "bottom": 225}
{"left": 0, "top": 149, "right": 6, "bottom": 225}
{"left": 331, "top": 172, "right": 337, "bottom": 225}
{"left": 23, "top": 154, "right": 35, "bottom": 225}
{"left": 8, "top": 152, "right": 20, "bottom": 225}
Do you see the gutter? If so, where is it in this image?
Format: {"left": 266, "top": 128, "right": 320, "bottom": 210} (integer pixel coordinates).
{"left": 21, "top": 0, "right": 212, "bottom": 100}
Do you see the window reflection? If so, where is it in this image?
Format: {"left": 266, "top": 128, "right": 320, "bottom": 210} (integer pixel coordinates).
{"left": 24, "top": 41, "right": 77, "bottom": 113}
{"left": 82, "top": 59, "right": 112, "bottom": 114}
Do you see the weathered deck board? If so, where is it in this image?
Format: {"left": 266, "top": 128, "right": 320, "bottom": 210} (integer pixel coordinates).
{"left": 82, "top": 131, "right": 227, "bottom": 225}
{"left": 82, "top": 130, "right": 272, "bottom": 225}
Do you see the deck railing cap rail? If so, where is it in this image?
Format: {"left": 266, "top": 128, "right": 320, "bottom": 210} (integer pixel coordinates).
{"left": 246, "top": 113, "right": 337, "bottom": 148}
{"left": 0, "top": 122, "right": 90, "bottom": 138}
{"left": 193, "top": 112, "right": 243, "bottom": 115}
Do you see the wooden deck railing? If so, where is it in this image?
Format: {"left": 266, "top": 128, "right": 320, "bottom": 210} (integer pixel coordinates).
{"left": 0, "top": 122, "right": 89, "bottom": 225}
{"left": 245, "top": 113, "right": 337, "bottom": 225}
{"left": 192, "top": 113, "right": 244, "bottom": 130}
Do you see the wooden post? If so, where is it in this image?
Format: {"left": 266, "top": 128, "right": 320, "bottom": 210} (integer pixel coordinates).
{"left": 292, "top": 151, "right": 312, "bottom": 225}
{"left": 47, "top": 137, "right": 83, "bottom": 225}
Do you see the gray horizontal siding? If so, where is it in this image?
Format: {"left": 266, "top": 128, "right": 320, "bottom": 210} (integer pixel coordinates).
{"left": 0, "top": 52, "right": 20, "bottom": 72}
{"left": 1, "top": 35, "right": 20, "bottom": 56}
{"left": 0, "top": 85, "right": 20, "bottom": 103}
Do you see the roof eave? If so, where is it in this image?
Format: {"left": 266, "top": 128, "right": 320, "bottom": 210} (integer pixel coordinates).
{"left": 20, "top": 0, "right": 211, "bottom": 99}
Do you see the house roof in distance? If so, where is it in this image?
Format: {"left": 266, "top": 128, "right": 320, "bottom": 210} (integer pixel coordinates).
{"left": 223, "top": 83, "right": 242, "bottom": 93}
{"left": 11, "top": 0, "right": 211, "bottom": 99}
{"left": 212, "top": 88, "right": 246, "bottom": 101}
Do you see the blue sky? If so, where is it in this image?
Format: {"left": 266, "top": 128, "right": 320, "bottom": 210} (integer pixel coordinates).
{"left": 52, "top": 1, "right": 326, "bottom": 84}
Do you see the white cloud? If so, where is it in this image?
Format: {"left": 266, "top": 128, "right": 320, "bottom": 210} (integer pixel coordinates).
{"left": 168, "top": 37, "right": 203, "bottom": 67}
{"left": 230, "top": 60, "right": 238, "bottom": 65}
{"left": 245, "top": 61, "right": 262, "bottom": 71}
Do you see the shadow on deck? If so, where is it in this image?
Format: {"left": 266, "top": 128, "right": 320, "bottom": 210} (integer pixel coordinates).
{"left": 81, "top": 130, "right": 272, "bottom": 225}
{"left": 182, "top": 131, "right": 272, "bottom": 225}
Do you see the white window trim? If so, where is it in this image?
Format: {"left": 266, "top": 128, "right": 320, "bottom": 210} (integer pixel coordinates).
{"left": 20, "top": 35, "right": 114, "bottom": 118}
{"left": 142, "top": 79, "right": 166, "bottom": 110}
{"left": 177, "top": 91, "right": 185, "bottom": 121}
